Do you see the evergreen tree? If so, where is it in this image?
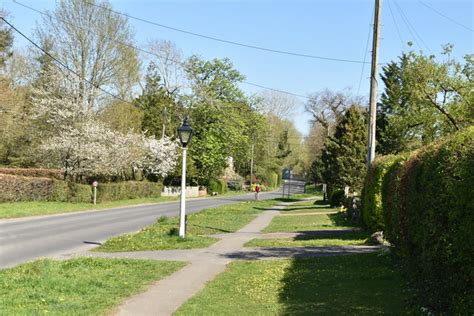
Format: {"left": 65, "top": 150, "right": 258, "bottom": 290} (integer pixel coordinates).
{"left": 134, "top": 62, "right": 181, "bottom": 138}
{"left": 320, "top": 105, "right": 368, "bottom": 194}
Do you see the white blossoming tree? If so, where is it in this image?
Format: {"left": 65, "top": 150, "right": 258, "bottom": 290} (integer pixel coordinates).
{"left": 32, "top": 69, "right": 178, "bottom": 181}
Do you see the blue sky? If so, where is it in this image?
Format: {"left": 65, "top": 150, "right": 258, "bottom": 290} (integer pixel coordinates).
{"left": 3, "top": 0, "right": 473, "bottom": 135}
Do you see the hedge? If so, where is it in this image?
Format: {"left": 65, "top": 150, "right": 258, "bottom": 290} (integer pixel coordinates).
{"left": 0, "top": 175, "right": 163, "bottom": 203}
{"left": 361, "top": 155, "right": 399, "bottom": 232}
{"left": 381, "top": 127, "right": 474, "bottom": 313}
{"left": 95, "top": 181, "right": 163, "bottom": 202}
{"left": 0, "top": 174, "right": 91, "bottom": 203}
{"left": 207, "top": 179, "right": 227, "bottom": 194}
{"left": 0, "top": 168, "right": 63, "bottom": 180}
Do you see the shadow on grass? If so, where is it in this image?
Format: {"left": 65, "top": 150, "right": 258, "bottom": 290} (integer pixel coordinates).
{"left": 278, "top": 253, "right": 412, "bottom": 314}
{"left": 328, "top": 213, "right": 357, "bottom": 228}
{"left": 293, "top": 230, "right": 369, "bottom": 241}
{"left": 274, "top": 197, "right": 305, "bottom": 203}
{"left": 280, "top": 205, "right": 332, "bottom": 212}
{"left": 313, "top": 200, "right": 330, "bottom": 206}
{"left": 189, "top": 224, "right": 233, "bottom": 234}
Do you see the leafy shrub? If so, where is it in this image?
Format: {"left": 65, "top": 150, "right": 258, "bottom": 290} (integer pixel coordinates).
{"left": 0, "top": 168, "right": 63, "bottom": 179}
{"left": 95, "top": 181, "right": 162, "bottom": 202}
{"left": 0, "top": 174, "right": 91, "bottom": 202}
{"left": 329, "top": 189, "right": 345, "bottom": 207}
{"left": 382, "top": 127, "right": 474, "bottom": 313}
{"left": 381, "top": 156, "right": 407, "bottom": 247}
{"left": 361, "top": 155, "right": 399, "bottom": 232}
{"left": 227, "top": 181, "right": 241, "bottom": 191}
{"left": 208, "top": 179, "right": 227, "bottom": 194}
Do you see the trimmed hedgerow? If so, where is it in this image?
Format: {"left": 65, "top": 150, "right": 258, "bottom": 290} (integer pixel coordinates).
{"left": 0, "top": 168, "right": 63, "bottom": 179}
{"left": 207, "top": 179, "right": 227, "bottom": 194}
{"left": 380, "top": 156, "right": 407, "bottom": 248}
{"left": 0, "top": 174, "right": 91, "bottom": 202}
{"left": 95, "top": 181, "right": 162, "bottom": 203}
{"left": 382, "top": 127, "right": 474, "bottom": 313}
{"left": 361, "top": 155, "right": 399, "bottom": 232}
{"left": 0, "top": 175, "right": 163, "bottom": 203}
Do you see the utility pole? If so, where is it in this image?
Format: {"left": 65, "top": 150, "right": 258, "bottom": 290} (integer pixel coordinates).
{"left": 367, "top": 0, "right": 382, "bottom": 166}
{"left": 249, "top": 143, "right": 254, "bottom": 191}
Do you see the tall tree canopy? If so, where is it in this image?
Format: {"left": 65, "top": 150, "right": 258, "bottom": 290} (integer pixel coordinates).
{"left": 36, "top": 0, "right": 139, "bottom": 107}
{"left": 377, "top": 48, "right": 473, "bottom": 154}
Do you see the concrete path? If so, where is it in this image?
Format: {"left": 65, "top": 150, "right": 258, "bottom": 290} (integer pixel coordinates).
{"left": 87, "top": 203, "right": 288, "bottom": 316}
{"left": 78, "top": 199, "right": 381, "bottom": 316}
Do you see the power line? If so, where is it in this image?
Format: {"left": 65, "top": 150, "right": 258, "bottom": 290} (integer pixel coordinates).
{"left": 393, "top": 0, "right": 432, "bottom": 53}
{"left": 387, "top": 0, "right": 406, "bottom": 48}
{"left": 80, "top": 0, "right": 370, "bottom": 64}
{"left": 418, "top": 0, "right": 473, "bottom": 32}
{"left": 12, "top": 0, "right": 311, "bottom": 101}
{"left": 0, "top": 17, "right": 135, "bottom": 107}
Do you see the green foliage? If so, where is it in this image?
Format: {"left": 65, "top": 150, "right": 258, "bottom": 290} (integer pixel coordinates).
{"left": 381, "top": 127, "right": 474, "bottom": 313}
{"left": 0, "top": 174, "right": 91, "bottom": 203}
{"left": 185, "top": 56, "right": 268, "bottom": 184}
{"left": 208, "top": 179, "right": 224, "bottom": 194}
{"left": 377, "top": 50, "right": 473, "bottom": 154}
{"left": 96, "top": 181, "right": 162, "bottom": 202}
{"left": 361, "top": 155, "right": 399, "bottom": 232}
{"left": 0, "top": 257, "right": 185, "bottom": 315}
{"left": 381, "top": 156, "right": 407, "bottom": 246}
{"left": 320, "top": 106, "right": 368, "bottom": 194}
{"left": 0, "top": 168, "right": 63, "bottom": 179}
{"left": 134, "top": 62, "right": 181, "bottom": 138}
{"left": 329, "top": 189, "right": 345, "bottom": 207}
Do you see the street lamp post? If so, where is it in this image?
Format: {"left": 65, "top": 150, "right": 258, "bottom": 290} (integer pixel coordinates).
{"left": 177, "top": 117, "right": 193, "bottom": 238}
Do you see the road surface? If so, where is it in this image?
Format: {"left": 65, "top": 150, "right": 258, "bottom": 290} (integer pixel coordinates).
{"left": 0, "top": 181, "right": 305, "bottom": 268}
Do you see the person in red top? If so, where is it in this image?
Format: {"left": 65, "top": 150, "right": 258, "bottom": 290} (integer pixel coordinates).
{"left": 255, "top": 183, "right": 261, "bottom": 200}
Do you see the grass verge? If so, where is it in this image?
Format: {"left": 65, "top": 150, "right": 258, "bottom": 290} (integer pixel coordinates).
{"left": 96, "top": 199, "right": 281, "bottom": 252}
{"left": 0, "top": 257, "right": 185, "bottom": 315}
{"left": 245, "top": 231, "right": 370, "bottom": 247}
{"left": 0, "top": 196, "right": 179, "bottom": 219}
{"left": 262, "top": 211, "right": 356, "bottom": 233}
{"left": 175, "top": 252, "right": 415, "bottom": 315}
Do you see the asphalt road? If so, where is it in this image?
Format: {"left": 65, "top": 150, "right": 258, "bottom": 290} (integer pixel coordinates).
{"left": 0, "top": 181, "right": 305, "bottom": 268}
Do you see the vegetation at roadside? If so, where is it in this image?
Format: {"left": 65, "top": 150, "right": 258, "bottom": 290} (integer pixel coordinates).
{"left": 0, "top": 257, "right": 185, "bottom": 315}
{"left": 0, "top": 196, "right": 178, "bottom": 219}
{"left": 245, "top": 230, "right": 370, "bottom": 248}
{"left": 262, "top": 212, "right": 356, "bottom": 233}
{"left": 97, "top": 199, "right": 281, "bottom": 252}
{"left": 175, "top": 252, "right": 415, "bottom": 315}
{"left": 370, "top": 127, "right": 473, "bottom": 313}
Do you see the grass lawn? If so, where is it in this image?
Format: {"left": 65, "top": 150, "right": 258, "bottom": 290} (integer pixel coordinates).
{"left": 262, "top": 211, "right": 357, "bottom": 233}
{"left": 0, "top": 196, "right": 179, "bottom": 219}
{"left": 97, "top": 199, "right": 281, "bottom": 252}
{"left": 245, "top": 231, "right": 370, "bottom": 248}
{"left": 0, "top": 257, "right": 185, "bottom": 315}
{"left": 280, "top": 200, "right": 336, "bottom": 214}
{"left": 175, "top": 252, "right": 415, "bottom": 315}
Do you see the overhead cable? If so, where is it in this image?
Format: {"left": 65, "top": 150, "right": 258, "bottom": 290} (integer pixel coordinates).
{"left": 75, "top": 0, "right": 370, "bottom": 64}
{"left": 418, "top": 0, "right": 473, "bottom": 32}
{"left": 12, "top": 0, "right": 311, "bottom": 101}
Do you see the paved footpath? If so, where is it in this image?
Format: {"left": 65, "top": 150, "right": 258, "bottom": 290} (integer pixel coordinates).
{"left": 81, "top": 200, "right": 380, "bottom": 316}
